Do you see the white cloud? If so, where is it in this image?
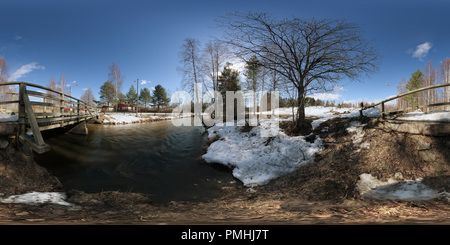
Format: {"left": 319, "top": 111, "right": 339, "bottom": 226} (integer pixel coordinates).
{"left": 310, "top": 92, "right": 342, "bottom": 101}
{"left": 140, "top": 80, "right": 151, "bottom": 85}
{"left": 9, "top": 62, "right": 45, "bottom": 81}
{"left": 411, "top": 42, "right": 432, "bottom": 61}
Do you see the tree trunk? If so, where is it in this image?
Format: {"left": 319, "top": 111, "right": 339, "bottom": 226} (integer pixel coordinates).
{"left": 294, "top": 86, "right": 311, "bottom": 135}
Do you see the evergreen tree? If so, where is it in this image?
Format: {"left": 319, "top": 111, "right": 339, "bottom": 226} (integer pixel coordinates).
{"left": 139, "top": 87, "right": 152, "bottom": 109}
{"left": 126, "top": 85, "right": 137, "bottom": 105}
{"left": 244, "top": 56, "right": 260, "bottom": 92}
{"left": 152, "top": 84, "right": 170, "bottom": 111}
{"left": 218, "top": 62, "right": 241, "bottom": 98}
{"left": 405, "top": 69, "right": 424, "bottom": 108}
{"left": 99, "top": 80, "right": 115, "bottom": 106}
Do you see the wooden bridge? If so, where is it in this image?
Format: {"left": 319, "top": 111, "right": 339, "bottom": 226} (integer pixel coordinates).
{"left": 0, "top": 82, "right": 98, "bottom": 154}
{"left": 360, "top": 82, "right": 450, "bottom": 136}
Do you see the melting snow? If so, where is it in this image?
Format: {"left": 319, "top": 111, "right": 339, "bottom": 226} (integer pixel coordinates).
{"left": 357, "top": 174, "right": 449, "bottom": 201}
{"left": 0, "top": 192, "right": 79, "bottom": 209}
{"left": 202, "top": 106, "right": 379, "bottom": 187}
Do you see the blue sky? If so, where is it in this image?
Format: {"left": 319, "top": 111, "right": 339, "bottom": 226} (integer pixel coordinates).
{"left": 1, "top": 0, "right": 450, "bottom": 105}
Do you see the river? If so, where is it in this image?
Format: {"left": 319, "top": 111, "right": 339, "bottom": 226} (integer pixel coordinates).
{"left": 34, "top": 119, "right": 237, "bottom": 203}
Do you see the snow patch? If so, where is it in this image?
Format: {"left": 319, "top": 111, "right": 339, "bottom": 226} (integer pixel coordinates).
{"left": 0, "top": 192, "right": 78, "bottom": 209}
{"left": 202, "top": 120, "right": 323, "bottom": 187}
{"left": 357, "top": 174, "right": 448, "bottom": 201}
{"left": 397, "top": 110, "right": 450, "bottom": 122}
{"left": 202, "top": 106, "right": 380, "bottom": 187}
{"left": 346, "top": 121, "right": 370, "bottom": 152}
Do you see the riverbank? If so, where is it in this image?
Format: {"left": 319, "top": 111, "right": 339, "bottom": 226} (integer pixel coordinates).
{"left": 99, "top": 112, "right": 189, "bottom": 124}
{"left": 0, "top": 107, "right": 449, "bottom": 224}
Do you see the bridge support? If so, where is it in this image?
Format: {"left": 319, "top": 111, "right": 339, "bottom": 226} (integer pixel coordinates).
{"left": 68, "top": 121, "right": 88, "bottom": 135}
{"left": 379, "top": 119, "right": 450, "bottom": 136}
{"left": 18, "top": 83, "right": 50, "bottom": 154}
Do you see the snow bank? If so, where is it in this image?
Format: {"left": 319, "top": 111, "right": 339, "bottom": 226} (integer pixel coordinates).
{"left": 0, "top": 112, "right": 18, "bottom": 122}
{"left": 357, "top": 174, "right": 449, "bottom": 201}
{"left": 305, "top": 106, "right": 380, "bottom": 129}
{"left": 0, "top": 192, "right": 78, "bottom": 208}
{"left": 102, "top": 113, "right": 167, "bottom": 124}
{"left": 202, "top": 106, "right": 380, "bottom": 187}
{"left": 397, "top": 110, "right": 450, "bottom": 122}
{"left": 102, "top": 112, "right": 191, "bottom": 124}
{"left": 202, "top": 120, "right": 323, "bottom": 187}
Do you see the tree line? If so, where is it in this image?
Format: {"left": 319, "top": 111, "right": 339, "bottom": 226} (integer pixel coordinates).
{"left": 98, "top": 62, "right": 170, "bottom": 111}
{"left": 396, "top": 59, "right": 450, "bottom": 112}
{"left": 178, "top": 12, "right": 379, "bottom": 132}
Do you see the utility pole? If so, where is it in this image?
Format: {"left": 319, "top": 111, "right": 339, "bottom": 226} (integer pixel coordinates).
{"left": 136, "top": 79, "right": 139, "bottom": 116}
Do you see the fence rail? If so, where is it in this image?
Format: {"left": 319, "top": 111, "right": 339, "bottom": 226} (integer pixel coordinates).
{"left": 0, "top": 81, "right": 98, "bottom": 153}
{"left": 361, "top": 83, "right": 450, "bottom": 118}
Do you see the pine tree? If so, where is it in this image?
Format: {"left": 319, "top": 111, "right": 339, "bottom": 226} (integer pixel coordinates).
{"left": 405, "top": 69, "right": 424, "bottom": 108}
{"left": 139, "top": 87, "right": 152, "bottom": 109}
{"left": 99, "top": 80, "right": 115, "bottom": 106}
{"left": 152, "top": 84, "right": 170, "bottom": 111}
{"left": 218, "top": 63, "right": 241, "bottom": 98}
{"left": 126, "top": 85, "right": 137, "bottom": 105}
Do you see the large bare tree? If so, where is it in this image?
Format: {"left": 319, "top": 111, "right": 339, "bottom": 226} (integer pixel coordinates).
{"left": 81, "top": 86, "right": 96, "bottom": 106}
{"left": 202, "top": 40, "right": 231, "bottom": 96}
{"left": 179, "top": 38, "right": 202, "bottom": 101}
{"left": 108, "top": 61, "right": 124, "bottom": 111}
{"left": 217, "top": 12, "right": 379, "bottom": 132}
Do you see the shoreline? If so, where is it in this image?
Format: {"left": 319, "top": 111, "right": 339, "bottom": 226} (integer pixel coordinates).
{"left": 98, "top": 112, "right": 190, "bottom": 125}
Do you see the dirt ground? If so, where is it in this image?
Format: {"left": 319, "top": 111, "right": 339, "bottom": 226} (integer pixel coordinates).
{"left": 0, "top": 116, "right": 449, "bottom": 225}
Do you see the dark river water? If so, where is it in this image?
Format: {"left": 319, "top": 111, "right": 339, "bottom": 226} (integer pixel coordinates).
{"left": 34, "top": 119, "right": 237, "bottom": 203}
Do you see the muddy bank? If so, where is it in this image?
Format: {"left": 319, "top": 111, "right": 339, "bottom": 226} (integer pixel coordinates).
{"left": 0, "top": 138, "right": 62, "bottom": 197}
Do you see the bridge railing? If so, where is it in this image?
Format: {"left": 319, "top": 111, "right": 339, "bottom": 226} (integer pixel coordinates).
{"left": 361, "top": 83, "right": 450, "bottom": 119}
{"left": 0, "top": 81, "right": 98, "bottom": 153}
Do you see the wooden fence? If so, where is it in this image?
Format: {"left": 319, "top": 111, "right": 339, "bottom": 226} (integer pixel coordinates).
{"left": 361, "top": 83, "right": 450, "bottom": 119}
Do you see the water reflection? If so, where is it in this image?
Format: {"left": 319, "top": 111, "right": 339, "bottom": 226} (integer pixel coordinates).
{"left": 35, "top": 119, "right": 236, "bottom": 203}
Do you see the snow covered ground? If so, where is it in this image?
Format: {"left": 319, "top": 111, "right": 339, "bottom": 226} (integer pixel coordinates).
{"left": 203, "top": 120, "right": 323, "bottom": 187}
{"left": 202, "top": 106, "right": 380, "bottom": 187}
{"left": 202, "top": 106, "right": 448, "bottom": 202}
{"left": 101, "top": 112, "right": 189, "bottom": 124}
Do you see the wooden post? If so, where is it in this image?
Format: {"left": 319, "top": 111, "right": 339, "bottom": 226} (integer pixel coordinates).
{"left": 381, "top": 102, "right": 385, "bottom": 119}
{"left": 77, "top": 100, "right": 80, "bottom": 122}
{"left": 18, "top": 83, "right": 26, "bottom": 135}
{"left": 21, "top": 86, "right": 45, "bottom": 146}
{"left": 60, "top": 92, "right": 64, "bottom": 127}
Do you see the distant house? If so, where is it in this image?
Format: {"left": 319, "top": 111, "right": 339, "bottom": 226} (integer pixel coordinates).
{"left": 101, "top": 105, "right": 114, "bottom": 112}
{"left": 117, "top": 103, "right": 132, "bottom": 112}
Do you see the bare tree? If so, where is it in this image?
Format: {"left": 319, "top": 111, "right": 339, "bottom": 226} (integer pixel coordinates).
{"left": 202, "top": 40, "right": 230, "bottom": 96}
{"left": 57, "top": 74, "right": 69, "bottom": 95}
{"left": 0, "top": 57, "right": 8, "bottom": 82}
{"left": 396, "top": 78, "right": 408, "bottom": 110}
{"left": 108, "top": 62, "right": 124, "bottom": 111}
{"left": 440, "top": 58, "right": 450, "bottom": 106}
{"left": 0, "top": 57, "right": 12, "bottom": 106}
{"left": 422, "top": 61, "right": 438, "bottom": 111}
{"left": 217, "top": 12, "right": 379, "bottom": 132}
{"left": 81, "top": 87, "right": 96, "bottom": 106}
{"left": 179, "top": 38, "right": 202, "bottom": 105}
